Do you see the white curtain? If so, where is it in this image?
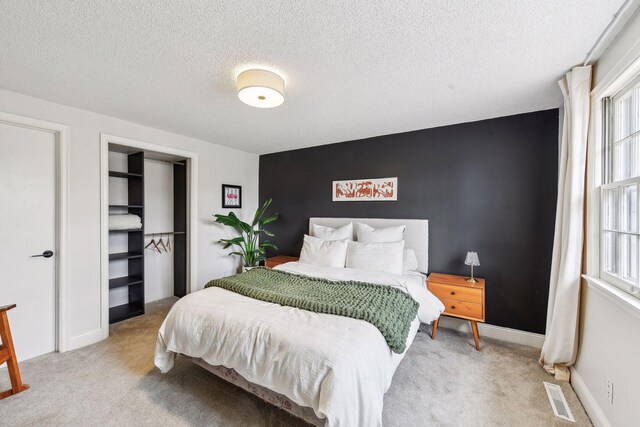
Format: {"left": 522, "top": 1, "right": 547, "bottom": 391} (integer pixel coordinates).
{"left": 539, "top": 66, "right": 592, "bottom": 381}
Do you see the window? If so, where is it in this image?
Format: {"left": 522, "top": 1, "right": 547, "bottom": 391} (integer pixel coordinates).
{"left": 601, "top": 75, "right": 640, "bottom": 297}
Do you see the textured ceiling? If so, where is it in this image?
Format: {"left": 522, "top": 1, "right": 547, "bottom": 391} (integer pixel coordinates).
{"left": 0, "top": 1, "right": 626, "bottom": 154}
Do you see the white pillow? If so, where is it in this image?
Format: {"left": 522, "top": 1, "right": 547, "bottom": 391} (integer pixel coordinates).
{"left": 356, "top": 222, "right": 406, "bottom": 243}
{"left": 346, "top": 240, "right": 405, "bottom": 275}
{"left": 299, "top": 235, "right": 348, "bottom": 268}
{"left": 311, "top": 222, "right": 353, "bottom": 241}
{"left": 403, "top": 249, "right": 419, "bottom": 272}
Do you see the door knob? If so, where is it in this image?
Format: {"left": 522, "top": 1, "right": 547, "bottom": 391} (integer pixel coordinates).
{"left": 31, "top": 250, "right": 54, "bottom": 258}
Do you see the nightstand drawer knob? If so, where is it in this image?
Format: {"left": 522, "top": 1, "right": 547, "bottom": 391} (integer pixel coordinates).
{"left": 450, "top": 291, "right": 456, "bottom": 296}
{"left": 451, "top": 305, "right": 456, "bottom": 310}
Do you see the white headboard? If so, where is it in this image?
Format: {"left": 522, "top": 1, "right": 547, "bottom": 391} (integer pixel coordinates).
{"left": 309, "top": 217, "right": 429, "bottom": 273}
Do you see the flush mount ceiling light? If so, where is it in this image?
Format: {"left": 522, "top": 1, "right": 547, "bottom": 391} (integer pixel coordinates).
{"left": 237, "top": 69, "right": 285, "bottom": 108}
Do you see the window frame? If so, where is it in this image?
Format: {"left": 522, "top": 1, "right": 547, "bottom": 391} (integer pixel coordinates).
{"left": 599, "top": 73, "right": 640, "bottom": 299}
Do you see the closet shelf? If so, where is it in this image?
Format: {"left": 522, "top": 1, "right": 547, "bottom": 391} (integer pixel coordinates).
{"left": 109, "top": 171, "right": 143, "bottom": 179}
{"left": 108, "top": 149, "right": 146, "bottom": 325}
{"left": 109, "top": 303, "right": 144, "bottom": 324}
{"left": 109, "top": 252, "right": 144, "bottom": 261}
{"left": 109, "top": 276, "right": 144, "bottom": 289}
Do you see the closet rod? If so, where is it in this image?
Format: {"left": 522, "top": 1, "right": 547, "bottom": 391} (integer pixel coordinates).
{"left": 144, "top": 231, "right": 185, "bottom": 236}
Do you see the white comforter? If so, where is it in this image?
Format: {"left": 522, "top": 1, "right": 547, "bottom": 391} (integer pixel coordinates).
{"left": 155, "top": 262, "right": 444, "bottom": 426}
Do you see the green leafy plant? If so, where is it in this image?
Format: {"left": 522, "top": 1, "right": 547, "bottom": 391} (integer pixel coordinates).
{"left": 214, "top": 198, "right": 279, "bottom": 268}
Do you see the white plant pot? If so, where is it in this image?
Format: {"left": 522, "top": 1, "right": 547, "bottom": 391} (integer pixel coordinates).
{"left": 242, "top": 266, "right": 258, "bottom": 273}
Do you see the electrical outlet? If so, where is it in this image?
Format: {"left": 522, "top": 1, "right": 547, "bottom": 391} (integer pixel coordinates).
{"left": 607, "top": 379, "right": 613, "bottom": 404}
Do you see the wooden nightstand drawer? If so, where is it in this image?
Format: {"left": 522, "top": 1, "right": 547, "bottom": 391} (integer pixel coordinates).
{"left": 427, "top": 272, "right": 486, "bottom": 351}
{"left": 441, "top": 297, "right": 483, "bottom": 319}
{"left": 428, "top": 282, "right": 482, "bottom": 304}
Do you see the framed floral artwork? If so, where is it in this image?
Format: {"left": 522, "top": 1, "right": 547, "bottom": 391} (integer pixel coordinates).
{"left": 333, "top": 177, "right": 397, "bottom": 201}
{"left": 222, "top": 184, "right": 242, "bottom": 208}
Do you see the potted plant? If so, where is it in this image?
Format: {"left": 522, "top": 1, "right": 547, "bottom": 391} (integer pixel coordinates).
{"left": 214, "top": 198, "right": 279, "bottom": 271}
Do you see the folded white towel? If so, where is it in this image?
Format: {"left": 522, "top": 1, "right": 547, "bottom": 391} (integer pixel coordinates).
{"left": 109, "top": 214, "right": 142, "bottom": 230}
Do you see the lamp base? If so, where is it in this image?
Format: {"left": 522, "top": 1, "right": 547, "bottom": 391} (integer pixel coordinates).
{"left": 466, "top": 277, "right": 478, "bottom": 283}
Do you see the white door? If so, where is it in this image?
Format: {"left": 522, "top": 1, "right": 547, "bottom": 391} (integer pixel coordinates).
{"left": 0, "top": 121, "right": 57, "bottom": 361}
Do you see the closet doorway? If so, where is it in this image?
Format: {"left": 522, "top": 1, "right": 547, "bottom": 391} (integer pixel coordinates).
{"left": 100, "top": 135, "right": 197, "bottom": 334}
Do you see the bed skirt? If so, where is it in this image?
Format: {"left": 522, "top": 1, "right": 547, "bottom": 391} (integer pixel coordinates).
{"left": 186, "top": 356, "right": 324, "bottom": 427}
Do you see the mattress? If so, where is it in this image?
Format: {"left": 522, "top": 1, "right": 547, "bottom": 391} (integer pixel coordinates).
{"left": 155, "top": 262, "right": 444, "bottom": 426}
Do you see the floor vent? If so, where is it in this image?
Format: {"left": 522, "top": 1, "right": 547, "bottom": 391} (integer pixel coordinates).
{"left": 544, "top": 382, "right": 575, "bottom": 422}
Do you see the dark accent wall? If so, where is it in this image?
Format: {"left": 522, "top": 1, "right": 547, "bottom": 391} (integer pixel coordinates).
{"left": 259, "top": 109, "right": 558, "bottom": 334}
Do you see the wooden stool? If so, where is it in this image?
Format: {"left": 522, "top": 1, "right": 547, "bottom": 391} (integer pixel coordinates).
{"left": 0, "top": 304, "right": 29, "bottom": 399}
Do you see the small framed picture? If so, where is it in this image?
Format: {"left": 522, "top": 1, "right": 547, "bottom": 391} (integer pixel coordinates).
{"left": 222, "top": 184, "right": 242, "bottom": 208}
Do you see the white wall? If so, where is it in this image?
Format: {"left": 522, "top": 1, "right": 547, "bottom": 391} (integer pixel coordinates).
{"left": 592, "top": 8, "right": 640, "bottom": 90}
{"left": 143, "top": 159, "right": 175, "bottom": 303}
{"left": 574, "top": 8, "right": 640, "bottom": 427}
{"left": 573, "top": 283, "right": 640, "bottom": 427}
{"left": 0, "top": 88, "right": 259, "bottom": 351}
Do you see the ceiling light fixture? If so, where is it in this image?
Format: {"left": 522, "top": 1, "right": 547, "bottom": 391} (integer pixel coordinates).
{"left": 237, "top": 69, "right": 285, "bottom": 108}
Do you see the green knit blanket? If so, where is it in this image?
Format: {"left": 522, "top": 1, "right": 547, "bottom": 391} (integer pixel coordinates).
{"left": 204, "top": 267, "right": 418, "bottom": 353}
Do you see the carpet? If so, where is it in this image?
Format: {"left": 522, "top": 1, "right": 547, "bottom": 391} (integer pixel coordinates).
{"left": 0, "top": 297, "right": 591, "bottom": 426}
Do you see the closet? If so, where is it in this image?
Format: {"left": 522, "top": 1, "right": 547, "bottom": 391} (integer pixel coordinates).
{"left": 108, "top": 145, "right": 188, "bottom": 324}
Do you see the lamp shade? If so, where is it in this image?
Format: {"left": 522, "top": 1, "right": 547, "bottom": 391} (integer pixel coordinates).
{"left": 464, "top": 251, "right": 480, "bottom": 266}
{"left": 237, "top": 69, "right": 285, "bottom": 108}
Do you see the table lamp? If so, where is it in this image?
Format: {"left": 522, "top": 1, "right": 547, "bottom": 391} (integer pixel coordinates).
{"left": 464, "top": 251, "right": 480, "bottom": 283}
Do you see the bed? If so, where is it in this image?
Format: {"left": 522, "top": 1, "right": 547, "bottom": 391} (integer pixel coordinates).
{"left": 155, "top": 218, "right": 444, "bottom": 426}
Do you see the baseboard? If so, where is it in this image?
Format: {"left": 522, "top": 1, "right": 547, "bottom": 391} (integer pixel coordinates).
{"left": 437, "top": 317, "right": 545, "bottom": 348}
{"left": 66, "top": 327, "right": 104, "bottom": 351}
{"left": 570, "top": 367, "right": 611, "bottom": 427}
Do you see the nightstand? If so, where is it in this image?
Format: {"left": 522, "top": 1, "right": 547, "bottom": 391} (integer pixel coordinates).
{"left": 265, "top": 255, "right": 299, "bottom": 268}
{"left": 427, "top": 273, "right": 485, "bottom": 351}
